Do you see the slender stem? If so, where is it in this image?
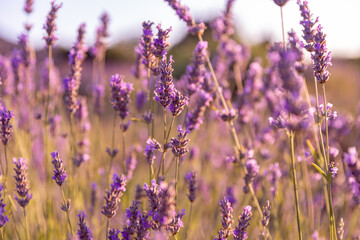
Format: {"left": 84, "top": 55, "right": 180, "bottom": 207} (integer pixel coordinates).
{"left": 185, "top": 203, "right": 193, "bottom": 240}
{"left": 107, "top": 113, "right": 117, "bottom": 185}
{"left": 289, "top": 132, "right": 303, "bottom": 240}
{"left": 157, "top": 116, "right": 175, "bottom": 179}
{"left": 0, "top": 228, "right": 3, "bottom": 240}
{"left": 61, "top": 187, "right": 74, "bottom": 236}
{"left": 322, "top": 84, "right": 337, "bottom": 240}
{"left": 105, "top": 218, "right": 109, "bottom": 240}
{"left": 24, "top": 208, "right": 30, "bottom": 240}
{"left": 280, "top": 7, "right": 286, "bottom": 48}
{"left": 121, "top": 119, "right": 126, "bottom": 172}
{"left": 162, "top": 108, "right": 167, "bottom": 176}
{"left": 175, "top": 156, "right": 179, "bottom": 204}
{"left": 4, "top": 146, "right": 7, "bottom": 183}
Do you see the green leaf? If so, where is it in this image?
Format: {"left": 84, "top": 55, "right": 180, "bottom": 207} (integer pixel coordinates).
{"left": 312, "top": 163, "right": 328, "bottom": 181}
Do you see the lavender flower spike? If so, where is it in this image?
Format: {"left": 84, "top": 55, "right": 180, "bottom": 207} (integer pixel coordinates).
{"left": 144, "top": 138, "right": 162, "bottom": 165}
{"left": 13, "top": 158, "right": 32, "bottom": 208}
{"left": 0, "top": 106, "right": 14, "bottom": 146}
{"left": 297, "top": 0, "right": 318, "bottom": 52}
{"left": 311, "top": 24, "right": 332, "bottom": 84}
{"left": 233, "top": 206, "right": 252, "bottom": 240}
{"left": 0, "top": 184, "right": 9, "bottom": 228}
{"left": 185, "top": 171, "right": 197, "bottom": 203}
{"left": 102, "top": 174, "right": 127, "bottom": 218}
{"left": 110, "top": 74, "right": 133, "bottom": 120}
{"left": 273, "top": 0, "right": 289, "bottom": 7}
{"left": 154, "top": 56, "right": 175, "bottom": 108}
{"left": 214, "top": 198, "right": 233, "bottom": 239}
{"left": 77, "top": 211, "right": 93, "bottom": 240}
{"left": 24, "top": 0, "right": 33, "bottom": 14}
{"left": 168, "top": 89, "right": 189, "bottom": 117}
{"left": 51, "top": 151, "right": 67, "bottom": 186}
{"left": 43, "top": 0, "right": 63, "bottom": 47}
{"left": 170, "top": 126, "right": 190, "bottom": 158}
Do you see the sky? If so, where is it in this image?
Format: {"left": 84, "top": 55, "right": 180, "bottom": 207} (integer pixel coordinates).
{"left": 0, "top": 0, "right": 359, "bottom": 58}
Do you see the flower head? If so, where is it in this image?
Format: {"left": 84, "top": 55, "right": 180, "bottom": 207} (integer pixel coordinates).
{"left": 13, "top": 158, "right": 32, "bottom": 208}
{"left": 110, "top": 74, "right": 133, "bottom": 120}
{"left": 51, "top": 151, "right": 67, "bottom": 186}
{"left": 102, "top": 174, "right": 127, "bottom": 218}
{"left": 170, "top": 126, "right": 190, "bottom": 158}
{"left": 168, "top": 89, "right": 189, "bottom": 117}
{"left": 273, "top": 0, "right": 289, "bottom": 7}
{"left": 43, "top": 0, "right": 62, "bottom": 47}
{"left": 185, "top": 171, "right": 197, "bottom": 203}
{"left": 77, "top": 211, "right": 93, "bottom": 240}
{"left": 154, "top": 56, "right": 175, "bottom": 108}
{"left": 0, "top": 184, "right": 9, "bottom": 228}
{"left": 0, "top": 107, "right": 14, "bottom": 146}
{"left": 233, "top": 206, "right": 252, "bottom": 240}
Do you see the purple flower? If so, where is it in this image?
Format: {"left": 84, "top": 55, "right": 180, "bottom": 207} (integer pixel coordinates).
{"left": 273, "top": 0, "right": 289, "bottom": 7}
{"left": 170, "top": 126, "right": 190, "bottom": 158}
{"left": 102, "top": 174, "right": 127, "bottom": 218}
{"left": 215, "top": 198, "right": 233, "bottom": 239}
{"left": 261, "top": 200, "right": 271, "bottom": 227}
{"left": 142, "top": 110, "right": 154, "bottom": 124}
{"left": 125, "top": 154, "right": 137, "bottom": 180}
{"left": 0, "top": 184, "right": 9, "bottom": 228}
{"left": 233, "top": 206, "right": 252, "bottom": 240}
{"left": 140, "top": 21, "right": 155, "bottom": 68}
{"left": 90, "top": 12, "right": 110, "bottom": 59}
{"left": 343, "top": 147, "right": 360, "bottom": 204}
{"left": 243, "top": 158, "right": 259, "bottom": 193}
{"left": 136, "top": 90, "right": 147, "bottom": 110}
{"left": 43, "top": 1, "right": 62, "bottom": 47}
{"left": 143, "top": 180, "right": 176, "bottom": 228}
{"left": 218, "top": 108, "right": 238, "bottom": 122}
{"left": 136, "top": 211, "right": 152, "bottom": 239}
{"left": 185, "top": 171, "right": 197, "bottom": 203}
{"left": 109, "top": 228, "right": 120, "bottom": 240}
{"left": 210, "top": 0, "right": 236, "bottom": 40}
{"left": 297, "top": 0, "right": 318, "bottom": 52}
{"left": 154, "top": 56, "right": 175, "bottom": 108}
{"left": 288, "top": 30, "right": 305, "bottom": 73}
{"left": 122, "top": 200, "right": 141, "bottom": 239}
{"left": 50, "top": 151, "right": 67, "bottom": 186}
{"left": 265, "top": 162, "right": 282, "bottom": 197}
{"left": 168, "top": 89, "right": 189, "bottom": 117}
{"left": 0, "top": 106, "right": 14, "bottom": 145}
{"left": 166, "top": 209, "right": 186, "bottom": 236}
{"left": 13, "top": 158, "right": 32, "bottom": 208}
{"left": 185, "top": 90, "right": 213, "bottom": 132}
{"left": 77, "top": 211, "right": 93, "bottom": 240}
{"left": 153, "top": 24, "right": 172, "bottom": 59}
{"left": 224, "top": 187, "right": 237, "bottom": 206}
{"left": 93, "top": 84, "right": 105, "bottom": 115}
{"left": 63, "top": 23, "right": 87, "bottom": 114}
{"left": 17, "top": 33, "right": 31, "bottom": 68}
{"left": 185, "top": 41, "right": 208, "bottom": 96}
{"left": 24, "top": 0, "right": 33, "bottom": 14}
{"left": 328, "top": 161, "right": 338, "bottom": 178}
{"left": 311, "top": 25, "right": 331, "bottom": 84}
{"left": 110, "top": 74, "right": 133, "bottom": 120}
{"left": 144, "top": 138, "right": 162, "bottom": 165}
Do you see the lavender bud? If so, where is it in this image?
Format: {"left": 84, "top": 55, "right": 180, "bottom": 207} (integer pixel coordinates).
{"left": 61, "top": 199, "right": 71, "bottom": 212}
{"left": 261, "top": 200, "right": 271, "bottom": 227}
{"left": 144, "top": 138, "right": 162, "bottom": 165}
{"left": 0, "top": 106, "right": 14, "bottom": 145}
{"left": 0, "top": 184, "right": 9, "bottom": 228}
{"left": 297, "top": 0, "right": 318, "bottom": 52}
{"left": 185, "top": 171, "right": 197, "bottom": 203}
{"left": 243, "top": 158, "right": 259, "bottom": 194}
{"left": 166, "top": 209, "right": 186, "bottom": 236}
{"left": 168, "top": 89, "right": 189, "bottom": 117}
{"left": 102, "top": 174, "right": 127, "bottom": 218}
{"left": 140, "top": 21, "right": 155, "bottom": 69}
{"left": 77, "top": 211, "right": 93, "bottom": 240}
{"left": 233, "top": 206, "right": 252, "bottom": 240}
{"left": 273, "top": 0, "right": 289, "bottom": 7}
{"left": 24, "top": 0, "right": 33, "bottom": 14}
{"left": 170, "top": 126, "right": 190, "bottom": 158}
{"left": 154, "top": 56, "right": 175, "bottom": 108}
{"left": 13, "top": 158, "right": 32, "bottom": 208}
{"left": 215, "top": 198, "right": 233, "bottom": 239}
{"left": 311, "top": 25, "right": 331, "bottom": 84}
{"left": 328, "top": 161, "right": 339, "bottom": 178}
{"left": 50, "top": 151, "right": 67, "bottom": 186}
{"left": 43, "top": 0, "right": 62, "bottom": 47}
{"left": 110, "top": 74, "right": 133, "bottom": 120}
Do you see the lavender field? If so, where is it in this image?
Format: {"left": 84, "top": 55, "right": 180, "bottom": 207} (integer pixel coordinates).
{"left": 0, "top": 0, "right": 360, "bottom": 239}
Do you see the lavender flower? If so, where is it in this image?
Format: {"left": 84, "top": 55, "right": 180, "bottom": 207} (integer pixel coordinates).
{"left": 211, "top": 0, "right": 236, "bottom": 40}
{"left": 224, "top": 187, "right": 237, "bottom": 206}
{"left": 265, "top": 162, "right": 282, "bottom": 197}
{"left": 273, "top": 0, "right": 289, "bottom": 7}
{"left": 288, "top": 30, "right": 305, "bottom": 73}
{"left": 218, "top": 108, "right": 238, "bottom": 122}
{"left": 122, "top": 200, "right": 141, "bottom": 239}
{"left": 185, "top": 171, "right": 197, "bottom": 203}
{"left": 24, "top": 0, "right": 33, "bottom": 14}
{"left": 168, "top": 89, "right": 189, "bottom": 117}
{"left": 153, "top": 24, "right": 172, "bottom": 59}
{"left": 13, "top": 158, "right": 32, "bottom": 208}
{"left": 154, "top": 56, "right": 175, "bottom": 108}
{"left": 144, "top": 138, "right": 162, "bottom": 165}
{"left": 164, "top": 0, "right": 206, "bottom": 36}
{"left": 297, "top": 0, "right": 318, "bottom": 52}
{"left": 93, "top": 84, "right": 105, "bottom": 115}
{"left": 140, "top": 21, "right": 155, "bottom": 69}
{"left": 143, "top": 180, "right": 176, "bottom": 228}
{"left": 170, "top": 126, "right": 190, "bottom": 158}
{"left": 63, "top": 23, "right": 87, "bottom": 113}
{"left": 215, "top": 198, "right": 233, "bottom": 239}
{"left": 77, "top": 211, "right": 93, "bottom": 240}
{"left": 233, "top": 206, "right": 252, "bottom": 240}
{"left": 106, "top": 148, "right": 119, "bottom": 158}
{"left": 243, "top": 158, "right": 259, "bottom": 193}
{"left": 102, "top": 174, "right": 127, "bottom": 218}
{"left": 90, "top": 12, "right": 110, "bottom": 59}
{"left": 110, "top": 74, "right": 133, "bottom": 120}
{"left": 17, "top": 33, "right": 31, "bottom": 68}
{"left": 50, "top": 151, "right": 67, "bottom": 186}
{"left": 0, "top": 107, "right": 14, "bottom": 145}
{"left": 185, "top": 41, "right": 208, "bottom": 96}
{"left": 166, "top": 209, "right": 186, "bottom": 236}
{"left": 185, "top": 90, "right": 213, "bottom": 131}
{"left": 343, "top": 147, "right": 360, "bottom": 204}
{"left": 136, "top": 211, "right": 152, "bottom": 239}
{"left": 43, "top": 0, "right": 62, "bottom": 47}
{"left": 328, "top": 161, "right": 339, "bottom": 178}
{"left": 109, "top": 228, "right": 120, "bottom": 240}
{"left": 125, "top": 154, "right": 137, "bottom": 180}
{"left": 142, "top": 110, "right": 154, "bottom": 124}
{"left": 261, "top": 200, "right": 271, "bottom": 227}
{"left": 0, "top": 184, "right": 8, "bottom": 228}
{"left": 311, "top": 25, "right": 331, "bottom": 84}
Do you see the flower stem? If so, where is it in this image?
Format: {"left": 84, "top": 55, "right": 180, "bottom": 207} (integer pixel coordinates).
{"left": 158, "top": 116, "right": 175, "bottom": 179}
{"left": 185, "top": 203, "right": 193, "bottom": 240}
{"left": 121, "top": 119, "right": 126, "bottom": 172}
{"left": 61, "top": 187, "right": 74, "bottom": 236}
{"left": 105, "top": 218, "right": 109, "bottom": 240}
{"left": 280, "top": 6, "right": 286, "bottom": 48}
{"left": 107, "top": 113, "right": 117, "bottom": 185}
{"left": 175, "top": 156, "right": 180, "bottom": 204}
{"left": 24, "top": 207, "right": 30, "bottom": 240}
{"left": 289, "top": 132, "right": 303, "bottom": 240}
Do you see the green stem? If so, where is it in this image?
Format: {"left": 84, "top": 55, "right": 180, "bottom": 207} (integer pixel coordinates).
{"left": 121, "top": 119, "right": 126, "bottom": 172}
{"left": 61, "top": 187, "right": 74, "bottom": 236}
{"left": 4, "top": 146, "right": 7, "bottom": 184}
{"left": 322, "top": 84, "right": 337, "bottom": 240}
{"left": 157, "top": 116, "right": 175, "bottom": 180}
{"left": 185, "top": 203, "right": 193, "bottom": 240}
{"left": 175, "top": 156, "right": 179, "bottom": 204}
{"left": 105, "top": 218, "right": 109, "bottom": 240}
{"left": 24, "top": 208, "right": 30, "bottom": 240}
{"left": 162, "top": 108, "right": 167, "bottom": 177}
{"left": 107, "top": 113, "right": 117, "bottom": 185}
{"left": 280, "top": 6, "right": 286, "bottom": 48}
{"left": 289, "top": 132, "right": 303, "bottom": 240}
